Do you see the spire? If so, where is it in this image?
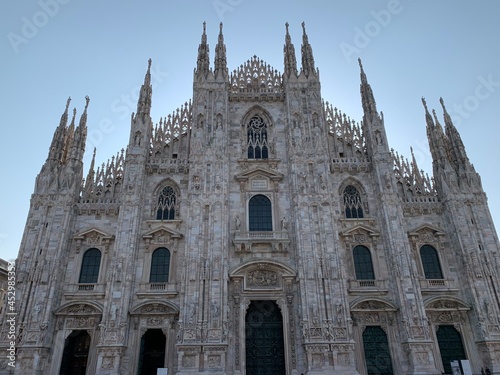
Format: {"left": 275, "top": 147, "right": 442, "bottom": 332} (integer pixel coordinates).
{"left": 48, "top": 97, "right": 71, "bottom": 162}
{"left": 359, "top": 59, "right": 379, "bottom": 122}
{"left": 69, "top": 96, "right": 89, "bottom": 162}
{"left": 62, "top": 107, "right": 77, "bottom": 163}
{"left": 214, "top": 22, "right": 227, "bottom": 79}
{"left": 83, "top": 147, "right": 96, "bottom": 197}
{"left": 300, "top": 22, "right": 316, "bottom": 78}
{"left": 440, "top": 97, "right": 468, "bottom": 164}
{"left": 59, "top": 97, "right": 71, "bottom": 127}
{"left": 137, "top": 59, "right": 152, "bottom": 116}
{"left": 196, "top": 22, "right": 210, "bottom": 79}
{"left": 283, "top": 22, "right": 297, "bottom": 79}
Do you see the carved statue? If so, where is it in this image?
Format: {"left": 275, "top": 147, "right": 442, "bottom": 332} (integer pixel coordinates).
{"left": 281, "top": 216, "right": 288, "bottom": 231}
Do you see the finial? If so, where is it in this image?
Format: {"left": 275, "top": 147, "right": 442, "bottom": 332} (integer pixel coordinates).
{"left": 203, "top": 21, "right": 206, "bottom": 34}
{"left": 147, "top": 58, "right": 152, "bottom": 71}
{"left": 421, "top": 97, "right": 428, "bottom": 111}
{"left": 439, "top": 97, "right": 447, "bottom": 111}
{"left": 65, "top": 97, "right": 71, "bottom": 111}
{"left": 84, "top": 95, "right": 90, "bottom": 110}
{"left": 358, "top": 58, "right": 364, "bottom": 71}
{"left": 301, "top": 21, "right": 306, "bottom": 34}
{"left": 432, "top": 109, "right": 440, "bottom": 123}
{"left": 285, "top": 22, "right": 289, "bottom": 34}
{"left": 219, "top": 22, "right": 223, "bottom": 33}
{"left": 72, "top": 108, "right": 77, "bottom": 120}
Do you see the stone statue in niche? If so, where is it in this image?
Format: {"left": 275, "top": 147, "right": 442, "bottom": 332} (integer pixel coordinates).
{"left": 234, "top": 215, "right": 241, "bottom": 230}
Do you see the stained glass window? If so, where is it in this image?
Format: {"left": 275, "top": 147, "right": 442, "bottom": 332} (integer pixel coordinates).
{"left": 344, "top": 185, "right": 364, "bottom": 218}
{"left": 156, "top": 186, "right": 176, "bottom": 220}
{"left": 247, "top": 116, "right": 269, "bottom": 159}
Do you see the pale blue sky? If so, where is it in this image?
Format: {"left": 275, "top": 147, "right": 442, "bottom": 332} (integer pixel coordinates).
{"left": 1, "top": 1, "right": 500, "bottom": 261}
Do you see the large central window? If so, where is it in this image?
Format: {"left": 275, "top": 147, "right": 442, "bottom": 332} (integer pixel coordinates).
{"left": 247, "top": 116, "right": 269, "bottom": 159}
{"left": 249, "top": 194, "right": 272, "bottom": 231}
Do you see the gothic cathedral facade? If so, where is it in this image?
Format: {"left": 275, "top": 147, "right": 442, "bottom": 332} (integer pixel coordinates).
{"left": 2, "top": 23, "right": 500, "bottom": 375}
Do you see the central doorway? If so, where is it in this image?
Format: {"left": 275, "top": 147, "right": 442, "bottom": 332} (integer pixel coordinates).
{"left": 245, "top": 300, "right": 286, "bottom": 375}
{"left": 137, "top": 329, "right": 166, "bottom": 375}
{"left": 59, "top": 330, "right": 91, "bottom": 375}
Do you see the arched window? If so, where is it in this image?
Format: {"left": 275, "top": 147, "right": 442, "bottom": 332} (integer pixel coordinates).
{"left": 362, "top": 326, "right": 394, "bottom": 374}
{"left": 353, "top": 245, "right": 375, "bottom": 280}
{"left": 249, "top": 195, "right": 272, "bottom": 231}
{"left": 247, "top": 116, "right": 269, "bottom": 159}
{"left": 436, "top": 325, "right": 466, "bottom": 374}
{"left": 150, "top": 247, "right": 171, "bottom": 283}
{"left": 420, "top": 245, "right": 443, "bottom": 279}
{"left": 79, "top": 248, "right": 101, "bottom": 283}
{"left": 343, "top": 185, "right": 364, "bottom": 218}
{"left": 156, "top": 186, "right": 176, "bottom": 220}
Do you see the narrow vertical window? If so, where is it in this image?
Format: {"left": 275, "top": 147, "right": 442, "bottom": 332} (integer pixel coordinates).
{"left": 344, "top": 185, "right": 364, "bottom": 218}
{"left": 156, "top": 186, "right": 176, "bottom": 220}
{"left": 150, "top": 247, "right": 170, "bottom": 283}
{"left": 353, "top": 245, "right": 375, "bottom": 280}
{"left": 79, "top": 248, "right": 101, "bottom": 283}
{"left": 420, "top": 245, "right": 443, "bottom": 279}
{"left": 247, "top": 116, "right": 268, "bottom": 159}
{"left": 249, "top": 195, "right": 272, "bottom": 231}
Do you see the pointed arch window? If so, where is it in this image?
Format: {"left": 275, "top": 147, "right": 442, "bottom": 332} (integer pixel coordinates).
{"left": 420, "top": 245, "right": 443, "bottom": 279}
{"left": 344, "top": 185, "right": 364, "bottom": 218}
{"left": 79, "top": 248, "right": 101, "bottom": 283}
{"left": 353, "top": 245, "right": 375, "bottom": 280}
{"left": 150, "top": 247, "right": 171, "bottom": 283}
{"left": 249, "top": 194, "right": 272, "bottom": 231}
{"left": 156, "top": 186, "right": 176, "bottom": 220}
{"left": 247, "top": 116, "right": 269, "bottom": 159}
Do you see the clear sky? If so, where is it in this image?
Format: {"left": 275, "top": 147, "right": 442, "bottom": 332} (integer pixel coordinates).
{"left": 1, "top": 1, "right": 499, "bottom": 261}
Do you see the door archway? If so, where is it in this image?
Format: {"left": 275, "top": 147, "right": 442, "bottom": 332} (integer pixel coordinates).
{"left": 245, "top": 300, "right": 286, "bottom": 375}
{"left": 59, "top": 330, "right": 91, "bottom": 375}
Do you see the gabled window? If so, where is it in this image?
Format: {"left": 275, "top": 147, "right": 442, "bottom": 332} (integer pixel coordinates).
{"left": 150, "top": 247, "right": 171, "bottom": 283}
{"left": 353, "top": 245, "right": 375, "bottom": 280}
{"left": 420, "top": 245, "right": 443, "bottom": 279}
{"left": 156, "top": 186, "right": 176, "bottom": 220}
{"left": 79, "top": 248, "right": 101, "bottom": 283}
{"left": 343, "top": 185, "right": 364, "bottom": 218}
{"left": 247, "top": 116, "right": 269, "bottom": 159}
{"left": 249, "top": 194, "right": 272, "bottom": 231}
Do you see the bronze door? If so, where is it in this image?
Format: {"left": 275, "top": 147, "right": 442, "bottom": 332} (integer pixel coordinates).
{"left": 245, "top": 300, "right": 286, "bottom": 375}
